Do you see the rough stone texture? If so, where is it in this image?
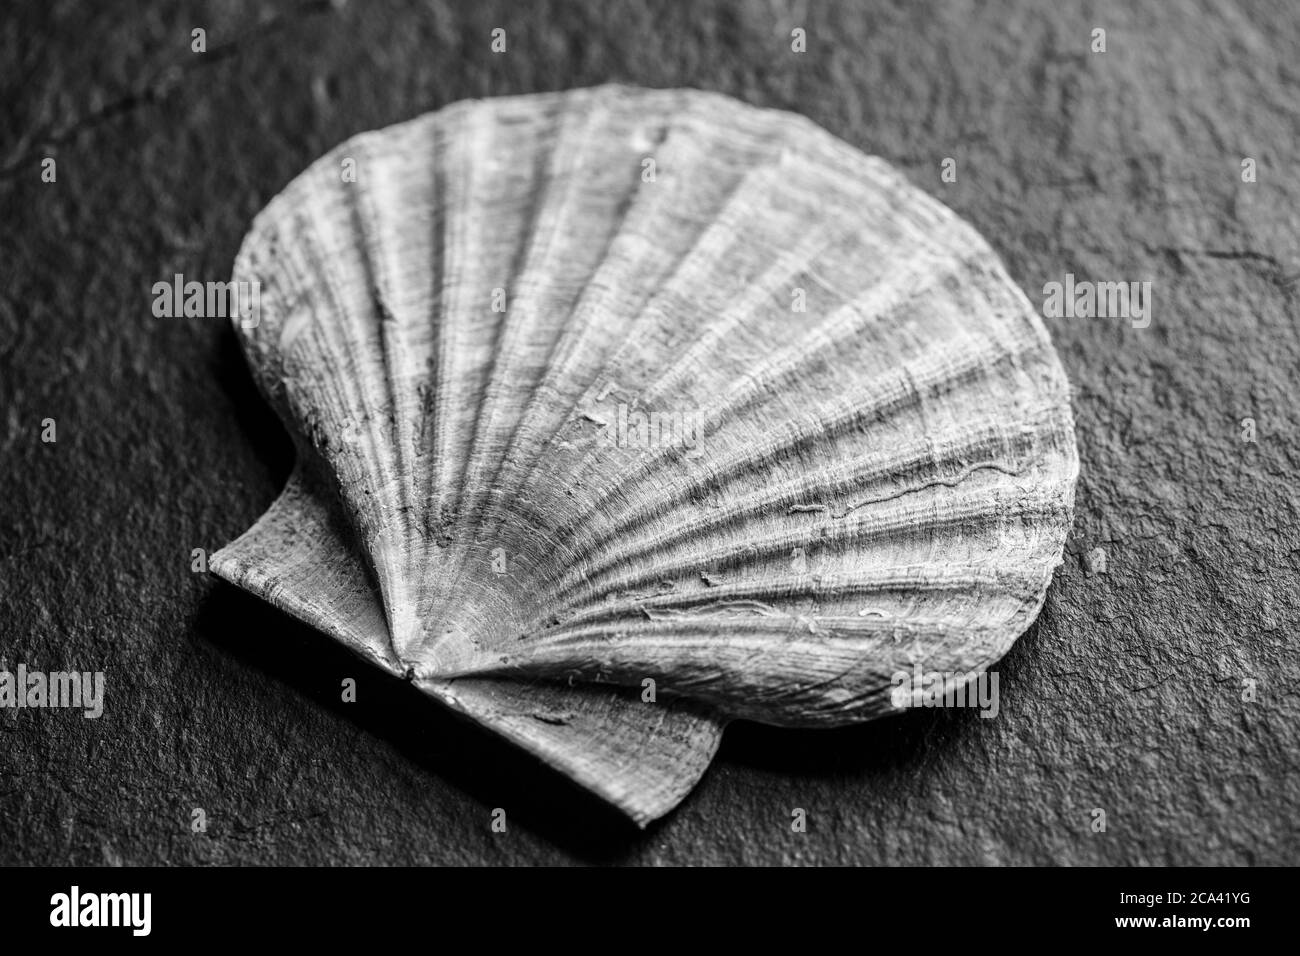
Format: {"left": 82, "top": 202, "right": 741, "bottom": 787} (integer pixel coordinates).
{"left": 1, "top": 0, "right": 1296, "bottom": 865}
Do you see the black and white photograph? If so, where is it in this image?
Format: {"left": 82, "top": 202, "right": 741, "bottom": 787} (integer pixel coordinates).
{"left": 0, "top": 0, "right": 1294, "bottom": 928}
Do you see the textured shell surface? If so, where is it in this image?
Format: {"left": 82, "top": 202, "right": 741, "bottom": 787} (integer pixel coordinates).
{"left": 212, "top": 84, "right": 1079, "bottom": 825}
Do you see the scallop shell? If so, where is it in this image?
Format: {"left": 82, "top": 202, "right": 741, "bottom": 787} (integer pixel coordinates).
{"left": 212, "top": 85, "right": 1079, "bottom": 825}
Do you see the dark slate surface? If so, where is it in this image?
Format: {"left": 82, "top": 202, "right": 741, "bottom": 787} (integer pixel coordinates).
{"left": 1, "top": 0, "right": 1297, "bottom": 866}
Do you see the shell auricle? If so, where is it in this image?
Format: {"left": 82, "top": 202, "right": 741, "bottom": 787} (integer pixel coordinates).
{"left": 212, "top": 85, "right": 1079, "bottom": 825}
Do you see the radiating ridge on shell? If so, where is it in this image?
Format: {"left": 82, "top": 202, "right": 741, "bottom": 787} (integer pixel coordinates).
{"left": 211, "top": 84, "right": 1079, "bottom": 825}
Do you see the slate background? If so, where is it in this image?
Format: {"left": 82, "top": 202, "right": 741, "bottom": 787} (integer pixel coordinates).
{"left": 1, "top": 0, "right": 1297, "bottom": 866}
